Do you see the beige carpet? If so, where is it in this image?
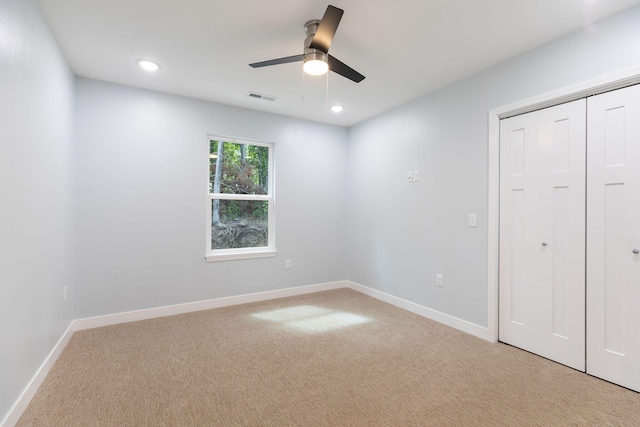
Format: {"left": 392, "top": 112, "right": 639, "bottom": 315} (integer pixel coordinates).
{"left": 17, "top": 289, "right": 640, "bottom": 426}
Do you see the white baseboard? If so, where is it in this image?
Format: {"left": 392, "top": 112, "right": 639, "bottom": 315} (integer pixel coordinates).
{"left": 346, "top": 281, "right": 491, "bottom": 341}
{"left": 74, "top": 280, "right": 490, "bottom": 341}
{"left": 1, "top": 323, "right": 75, "bottom": 427}
{"left": 73, "top": 280, "right": 348, "bottom": 331}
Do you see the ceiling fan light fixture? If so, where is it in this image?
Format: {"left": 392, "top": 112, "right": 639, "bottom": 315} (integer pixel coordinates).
{"left": 303, "top": 52, "right": 328, "bottom": 76}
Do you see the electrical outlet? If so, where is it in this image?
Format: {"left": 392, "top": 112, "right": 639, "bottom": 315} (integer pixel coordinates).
{"left": 285, "top": 260, "right": 292, "bottom": 270}
{"left": 63, "top": 286, "right": 68, "bottom": 302}
{"left": 436, "top": 274, "right": 444, "bottom": 287}
{"left": 407, "top": 171, "right": 413, "bottom": 183}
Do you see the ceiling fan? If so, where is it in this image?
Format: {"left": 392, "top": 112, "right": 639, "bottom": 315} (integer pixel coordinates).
{"left": 249, "top": 5, "right": 365, "bottom": 83}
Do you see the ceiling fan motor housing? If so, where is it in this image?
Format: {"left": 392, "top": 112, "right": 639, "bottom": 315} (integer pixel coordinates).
{"left": 303, "top": 19, "right": 326, "bottom": 62}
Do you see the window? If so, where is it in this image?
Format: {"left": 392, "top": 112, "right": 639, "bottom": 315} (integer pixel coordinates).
{"left": 205, "top": 137, "right": 275, "bottom": 261}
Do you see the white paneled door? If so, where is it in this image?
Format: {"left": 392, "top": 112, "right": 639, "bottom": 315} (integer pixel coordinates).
{"left": 499, "top": 99, "right": 586, "bottom": 371}
{"left": 587, "top": 85, "right": 640, "bottom": 391}
{"left": 499, "top": 110, "right": 539, "bottom": 354}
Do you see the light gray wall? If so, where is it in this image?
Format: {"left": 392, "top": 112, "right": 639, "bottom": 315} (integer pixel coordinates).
{"left": 74, "top": 78, "right": 348, "bottom": 318}
{"left": 0, "top": 0, "right": 75, "bottom": 421}
{"left": 347, "top": 5, "right": 640, "bottom": 327}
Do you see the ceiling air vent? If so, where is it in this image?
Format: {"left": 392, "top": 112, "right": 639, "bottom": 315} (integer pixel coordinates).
{"left": 248, "top": 91, "right": 277, "bottom": 101}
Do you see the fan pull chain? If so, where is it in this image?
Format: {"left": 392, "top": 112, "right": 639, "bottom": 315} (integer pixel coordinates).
{"left": 326, "top": 71, "right": 329, "bottom": 107}
{"left": 302, "top": 66, "right": 305, "bottom": 101}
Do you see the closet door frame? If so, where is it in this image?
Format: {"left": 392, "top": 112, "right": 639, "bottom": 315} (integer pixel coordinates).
{"left": 485, "top": 65, "right": 640, "bottom": 343}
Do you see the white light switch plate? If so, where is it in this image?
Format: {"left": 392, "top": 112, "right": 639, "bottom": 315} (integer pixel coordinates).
{"left": 468, "top": 214, "right": 477, "bottom": 227}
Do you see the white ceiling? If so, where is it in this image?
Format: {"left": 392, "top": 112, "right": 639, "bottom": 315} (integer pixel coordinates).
{"left": 36, "top": 0, "right": 640, "bottom": 127}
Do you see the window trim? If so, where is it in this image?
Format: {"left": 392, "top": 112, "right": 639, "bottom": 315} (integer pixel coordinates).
{"left": 205, "top": 136, "right": 275, "bottom": 262}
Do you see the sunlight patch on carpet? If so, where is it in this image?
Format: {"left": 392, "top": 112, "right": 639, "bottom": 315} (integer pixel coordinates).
{"left": 251, "top": 305, "right": 372, "bottom": 333}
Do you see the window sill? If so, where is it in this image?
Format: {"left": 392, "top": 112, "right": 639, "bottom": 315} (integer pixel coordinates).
{"left": 205, "top": 249, "right": 277, "bottom": 262}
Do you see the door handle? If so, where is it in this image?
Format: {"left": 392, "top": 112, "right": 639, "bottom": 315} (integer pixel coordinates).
{"left": 633, "top": 249, "right": 639, "bottom": 255}
{"left": 542, "top": 242, "right": 548, "bottom": 247}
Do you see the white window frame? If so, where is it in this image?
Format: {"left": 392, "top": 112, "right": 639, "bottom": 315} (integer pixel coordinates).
{"left": 205, "top": 136, "right": 276, "bottom": 262}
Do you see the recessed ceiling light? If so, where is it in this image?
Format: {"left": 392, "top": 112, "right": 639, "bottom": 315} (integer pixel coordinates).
{"left": 138, "top": 60, "right": 160, "bottom": 72}
{"left": 330, "top": 105, "right": 344, "bottom": 113}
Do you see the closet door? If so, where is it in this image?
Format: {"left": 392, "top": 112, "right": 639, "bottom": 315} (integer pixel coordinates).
{"left": 587, "top": 84, "right": 640, "bottom": 392}
{"left": 500, "top": 100, "right": 586, "bottom": 370}
{"left": 537, "top": 101, "right": 586, "bottom": 370}
{"left": 499, "top": 110, "right": 539, "bottom": 353}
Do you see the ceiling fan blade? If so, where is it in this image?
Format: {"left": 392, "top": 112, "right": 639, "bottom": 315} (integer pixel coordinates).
{"left": 328, "top": 55, "right": 365, "bottom": 83}
{"left": 249, "top": 54, "right": 304, "bottom": 68}
{"left": 309, "top": 5, "right": 343, "bottom": 53}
